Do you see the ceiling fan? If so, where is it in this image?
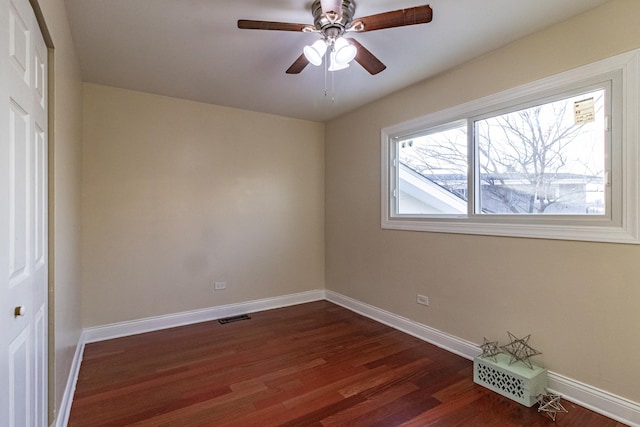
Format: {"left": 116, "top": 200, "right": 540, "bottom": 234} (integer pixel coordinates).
{"left": 238, "top": 0, "right": 433, "bottom": 75}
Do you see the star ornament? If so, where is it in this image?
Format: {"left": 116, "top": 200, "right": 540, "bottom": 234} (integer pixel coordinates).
{"left": 479, "top": 337, "right": 501, "bottom": 361}
{"left": 500, "top": 331, "right": 542, "bottom": 369}
{"left": 537, "top": 392, "right": 568, "bottom": 421}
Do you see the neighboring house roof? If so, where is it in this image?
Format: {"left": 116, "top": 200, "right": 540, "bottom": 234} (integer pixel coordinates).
{"left": 399, "top": 162, "right": 602, "bottom": 215}
{"left": 399, "top": 164, "right": 467, "bottom": 214}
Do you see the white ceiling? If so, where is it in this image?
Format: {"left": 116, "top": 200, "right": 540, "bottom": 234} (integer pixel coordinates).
{"left": 64, "top": 0, "right": 609, "bottom": 122}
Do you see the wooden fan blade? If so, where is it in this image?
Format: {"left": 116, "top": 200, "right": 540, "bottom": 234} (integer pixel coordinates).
{"left": 352, "top": 5, "right": 433, "bottom": 32}
{"left": 348, "top": 38, "right": 386, "bottom": 75}
{"left": 286, "top": 54, "right": 310, "bottom": 74}
{"left": 238, "top": 19, "right": 308, "bottom": 32}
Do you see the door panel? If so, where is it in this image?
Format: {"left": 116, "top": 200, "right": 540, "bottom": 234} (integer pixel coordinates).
{"left": 8, "top": 99, "right": 30, "bottom": 288}
{"left": 34, "top": 306, "right": 45, "bottom": 427}
{"left": 9, "top": 1, "right": 29, "bottom": 84}
{"left": 9, "top": 325, "right": 31, "bottom": 426}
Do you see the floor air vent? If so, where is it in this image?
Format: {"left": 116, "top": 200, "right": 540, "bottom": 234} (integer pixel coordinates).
{"left": 218, "top": 314, "right": 251, "bottom": 324}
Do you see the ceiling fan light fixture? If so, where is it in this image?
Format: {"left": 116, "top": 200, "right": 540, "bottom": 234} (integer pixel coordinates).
{"left": 333, "top": 37, "right": 357, "bottom": 66}
{"left": 303, "top": 39, "right": 327, "bottom": 66}
{"left": 328, "top": 50, "right": 350, "bottom": 71}
{"left": 239, "top": 1, "right": 434, "bottom": 76}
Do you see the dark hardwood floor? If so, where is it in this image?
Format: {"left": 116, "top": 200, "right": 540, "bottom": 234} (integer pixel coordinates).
{"left": 69, "top": 301, "right": 627, "bottom": 426}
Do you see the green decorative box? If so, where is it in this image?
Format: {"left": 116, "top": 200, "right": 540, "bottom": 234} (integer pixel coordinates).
{"left": 473, "top": 353, "right": 547, "bottom": 407}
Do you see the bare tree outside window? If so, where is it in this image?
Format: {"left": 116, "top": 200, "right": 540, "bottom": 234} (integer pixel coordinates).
{"left": 476, "top": 89, "right": 605, "bottom": 214}
{"left": 398, "top": 89, "right": 606, "bottom": 215}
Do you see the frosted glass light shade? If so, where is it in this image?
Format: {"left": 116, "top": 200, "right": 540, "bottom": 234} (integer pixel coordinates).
{"left": 303, "top": 39, "right": 327, "bottom": 66}
{"left": 328, "top": 51, "right": 349, "bottom": 71}
{"left": 334, "top": 37, "right": 357, "bottom": 65}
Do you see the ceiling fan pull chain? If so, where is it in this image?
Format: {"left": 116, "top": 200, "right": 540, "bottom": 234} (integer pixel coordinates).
{"left": 324, "top": 54, "right": 328, "bottom": 97}
{"left": 331, "top": 68, "right": 335, "bottom": 103}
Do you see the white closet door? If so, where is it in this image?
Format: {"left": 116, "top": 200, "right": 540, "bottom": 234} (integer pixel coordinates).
{"left": 1, "top": 0, "right": 48, "bottom": 424}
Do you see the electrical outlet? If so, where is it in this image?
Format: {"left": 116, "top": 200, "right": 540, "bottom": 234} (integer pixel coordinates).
{"left": 417, "top": 294, "right": 429, "bottom": 306}
{"left": 214, "top": 281, "right": 227, "bottom": 291}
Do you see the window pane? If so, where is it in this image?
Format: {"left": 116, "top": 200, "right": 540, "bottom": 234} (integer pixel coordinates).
{"left": 475, "top": 89, "right": 606, "bottom": 215}
{"left": 397, "top": 124, "right": 468, "bottom": 215}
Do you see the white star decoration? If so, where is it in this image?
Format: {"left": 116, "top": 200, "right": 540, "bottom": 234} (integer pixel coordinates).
{"left": 500, "top": 331, "right": 542, "bottom": 369}
{"left": 537, "top": 391, "right": 568, "bottom": 421}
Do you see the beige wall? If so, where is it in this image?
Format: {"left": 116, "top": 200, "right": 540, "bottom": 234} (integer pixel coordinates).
{"left": 35, "top": 0, "right": 640, "bottom": 420}
{"left": 35, "top": 0, "right": 84, "bottom": 424}
{"left": 81, "top": 84, "right": 325, "bottom": 327}
{"left": 325, "top": 0, "right": 640, "bottom": 403}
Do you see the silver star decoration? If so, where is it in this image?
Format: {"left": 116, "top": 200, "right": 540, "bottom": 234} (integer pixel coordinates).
{"left": 479, "top": 337, "right": 501, "bottom": 361}
{"left": 500, "top": 331, "right": 542, "bottom": 369}
{"left": 537, "top": 391, "right": 568, "bottom": 421}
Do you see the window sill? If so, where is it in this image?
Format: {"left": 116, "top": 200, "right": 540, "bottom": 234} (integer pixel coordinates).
{"left": 381, "top": 216, "right": 640, "bottom": 244}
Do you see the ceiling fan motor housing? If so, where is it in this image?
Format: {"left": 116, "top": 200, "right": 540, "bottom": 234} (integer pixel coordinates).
{"left": 311, "top": 0, "right": 357, "bottom": 37}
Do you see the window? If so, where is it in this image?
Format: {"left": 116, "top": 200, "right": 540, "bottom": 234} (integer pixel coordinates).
{"left": 382, "top": 50, "right": 640, "bottom": 244}
{"left": 397, "top": 121, "right": 468, "bottom": 215}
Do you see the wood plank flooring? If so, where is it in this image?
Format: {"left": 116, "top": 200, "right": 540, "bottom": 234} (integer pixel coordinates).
{"left": 69, "top": 301, "right": 627, "bottom": 426}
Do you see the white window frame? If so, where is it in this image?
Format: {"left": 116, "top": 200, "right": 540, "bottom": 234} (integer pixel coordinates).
{"left": 381, "top": 49, "right": 640, "bottom": 244}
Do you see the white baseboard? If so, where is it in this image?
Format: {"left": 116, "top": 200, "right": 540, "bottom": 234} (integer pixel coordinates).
{"left": 325, "top": 290, "right": 640, "bottom": 427}
{"left": 60, "top": 289, "right": 639, "bottom": 427}
{"left": 55, "top": 290, "right": 324, "bottom": 426}
{"left": 325, "top": 290, "right": 480, "bottom": 360}
{"left": 83, "top": 290, "right": 325, "bottom": 343}
{"left": 54, "top": 331, "right": 86, "bottom": 427}
{"left": 547, "top": 372, "right": 640, "bottom": 426}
